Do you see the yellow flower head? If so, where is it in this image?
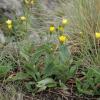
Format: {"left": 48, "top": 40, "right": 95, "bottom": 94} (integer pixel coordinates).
{"left": 62, "top": 18, "right": 68, "bottom": 25}
{"left": 8, "top": 24, "right": 12, "bottom": 30}
{"left": 24, "top": 0, "right": 30, "bottom": 4}
{"left": 95, "top": 32, "right": 100, "bottom": 39}
{"left": 59, "top": 35, "right": 68, "bottom": 43}
{"left": 24, "top": 0, "right": 34, "bottom": 4}
{"left": 6, "top": 19, "right": 12, "bottom": 25}
{"left": 20, "top": 16, "right": 26, "bottom": 21}
{"left": 49, "top": 25, "right": 55, "bottom": 32}
{"left": 79, "top": 32, "right": 83, "bottom": 34}
{"left": 30, "top": 0, "right": 34, "bottom": 4}
{"left": 79, "top": 32, "right": 83, "bottom": 36}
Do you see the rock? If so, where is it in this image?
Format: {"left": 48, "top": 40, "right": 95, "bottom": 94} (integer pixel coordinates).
{"left": 0, "top": 0, "right": 23, "bottom": 16}
{"left": 0, "top": 30, "right": 5, "bottom": 43}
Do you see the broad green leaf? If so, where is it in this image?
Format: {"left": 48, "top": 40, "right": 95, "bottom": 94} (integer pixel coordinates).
{"left": 37, "top": 86, "right": 47, "bottom": 92}
{"left": 7, "top": 72, "right": 29, "bottom": 81}
{"left": 37, "top": 78, "right": 56, "bottom": 88}
{"left": 59, "top": 80, "right": 68, "bottom": 90}
{"left": 59, "top": 45, "right": 71, "bottom": 63}
{"left": 68, "top": 66, "right": 77, "bottom": 77}
{"left": 25, "top": 82, "right": 35, "bottom": 92}
{"left": 20, "top": 51, "right": 29, "bottom": 62}
{"left": 44, "top": 54, "right": 55, "bottom": 77}
{"left": 0, "top": 65, "right": 12, "bottom": 76}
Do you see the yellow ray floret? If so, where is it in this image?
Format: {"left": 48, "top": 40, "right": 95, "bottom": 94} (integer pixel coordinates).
{"left": 95, "top": 32, "right": 100, "bottom": 39}
{"left": 20, "top": 16, "right": 26, "bottom": 21}
{"left": 49, "top": 25, "right": 55, "bottom": 32}
{"left": 8, "top": 24, "right": 12, "bottom": 29}
{"left": 6, "top": 19, "right": 12, "bottom": 25}
{"left": 62, "top": 18, "right": 68, "bottom": 25}
{"left": 59, "top": 35, "right": 68, "bottom": 43}
{"left": 30, "top": 0, "right": 34, "bottom": 4}
{"left": 24, "top": 0, "right": 34, "bottom": 4}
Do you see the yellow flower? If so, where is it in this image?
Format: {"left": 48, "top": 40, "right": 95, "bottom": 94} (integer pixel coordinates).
{"left": 79, "top": 32, "right": 83, "bottom": 36}
{"left": 59, "top": 35, "right": 68, "bottom": 43}
{"left": 8, "top": 24, "right": 12, "bottom": 29}
{"left": 49, "top": 25, "right": 55, "bottom": 32}
{"left": 79, "top": 32, "right": 82, "bottom": 34}
{"left": 24, "top": 0, "right": 29, "bottom": 4}
{"left": 62, "top": 18, "right": 68, "bottom": 25}
{"left": 95, "top": 32, "right": 100, "bottom": 39}
{"left": 20, "top": 16, "right": 26, "bottom": 21}
{"left": 6, "top": 19, "right": 12, "bottom": 25}
{"left": 6, "top": 19, "right": 13, "bottom": 29}
{"left": 31, "top": 0, "right": 34, "bottom": 4}
{"left": 24, "top": 0, "right": 34, "bottom": 4}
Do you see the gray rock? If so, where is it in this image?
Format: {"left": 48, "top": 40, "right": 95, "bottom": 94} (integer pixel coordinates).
{"left": 0, "top": 0, "right": 23, "bottom": 16}
{"left": 0, "top": 30, "right": 5, "bottom": 43}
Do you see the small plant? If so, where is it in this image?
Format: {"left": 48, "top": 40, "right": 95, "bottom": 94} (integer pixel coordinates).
{"left": 0, "top": 0, "right": 100, "bottom": 98}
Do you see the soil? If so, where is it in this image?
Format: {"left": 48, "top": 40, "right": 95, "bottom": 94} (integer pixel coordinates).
{"left": 23, "top": 89, "right": 100, "bottom": 100}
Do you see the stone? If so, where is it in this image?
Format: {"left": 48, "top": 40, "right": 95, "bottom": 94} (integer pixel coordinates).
{"left": 0, "top": 30, "right": 5, "bottom": 43}
{"left": 0, "top": 0, "right": 23, "bottom": 16}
